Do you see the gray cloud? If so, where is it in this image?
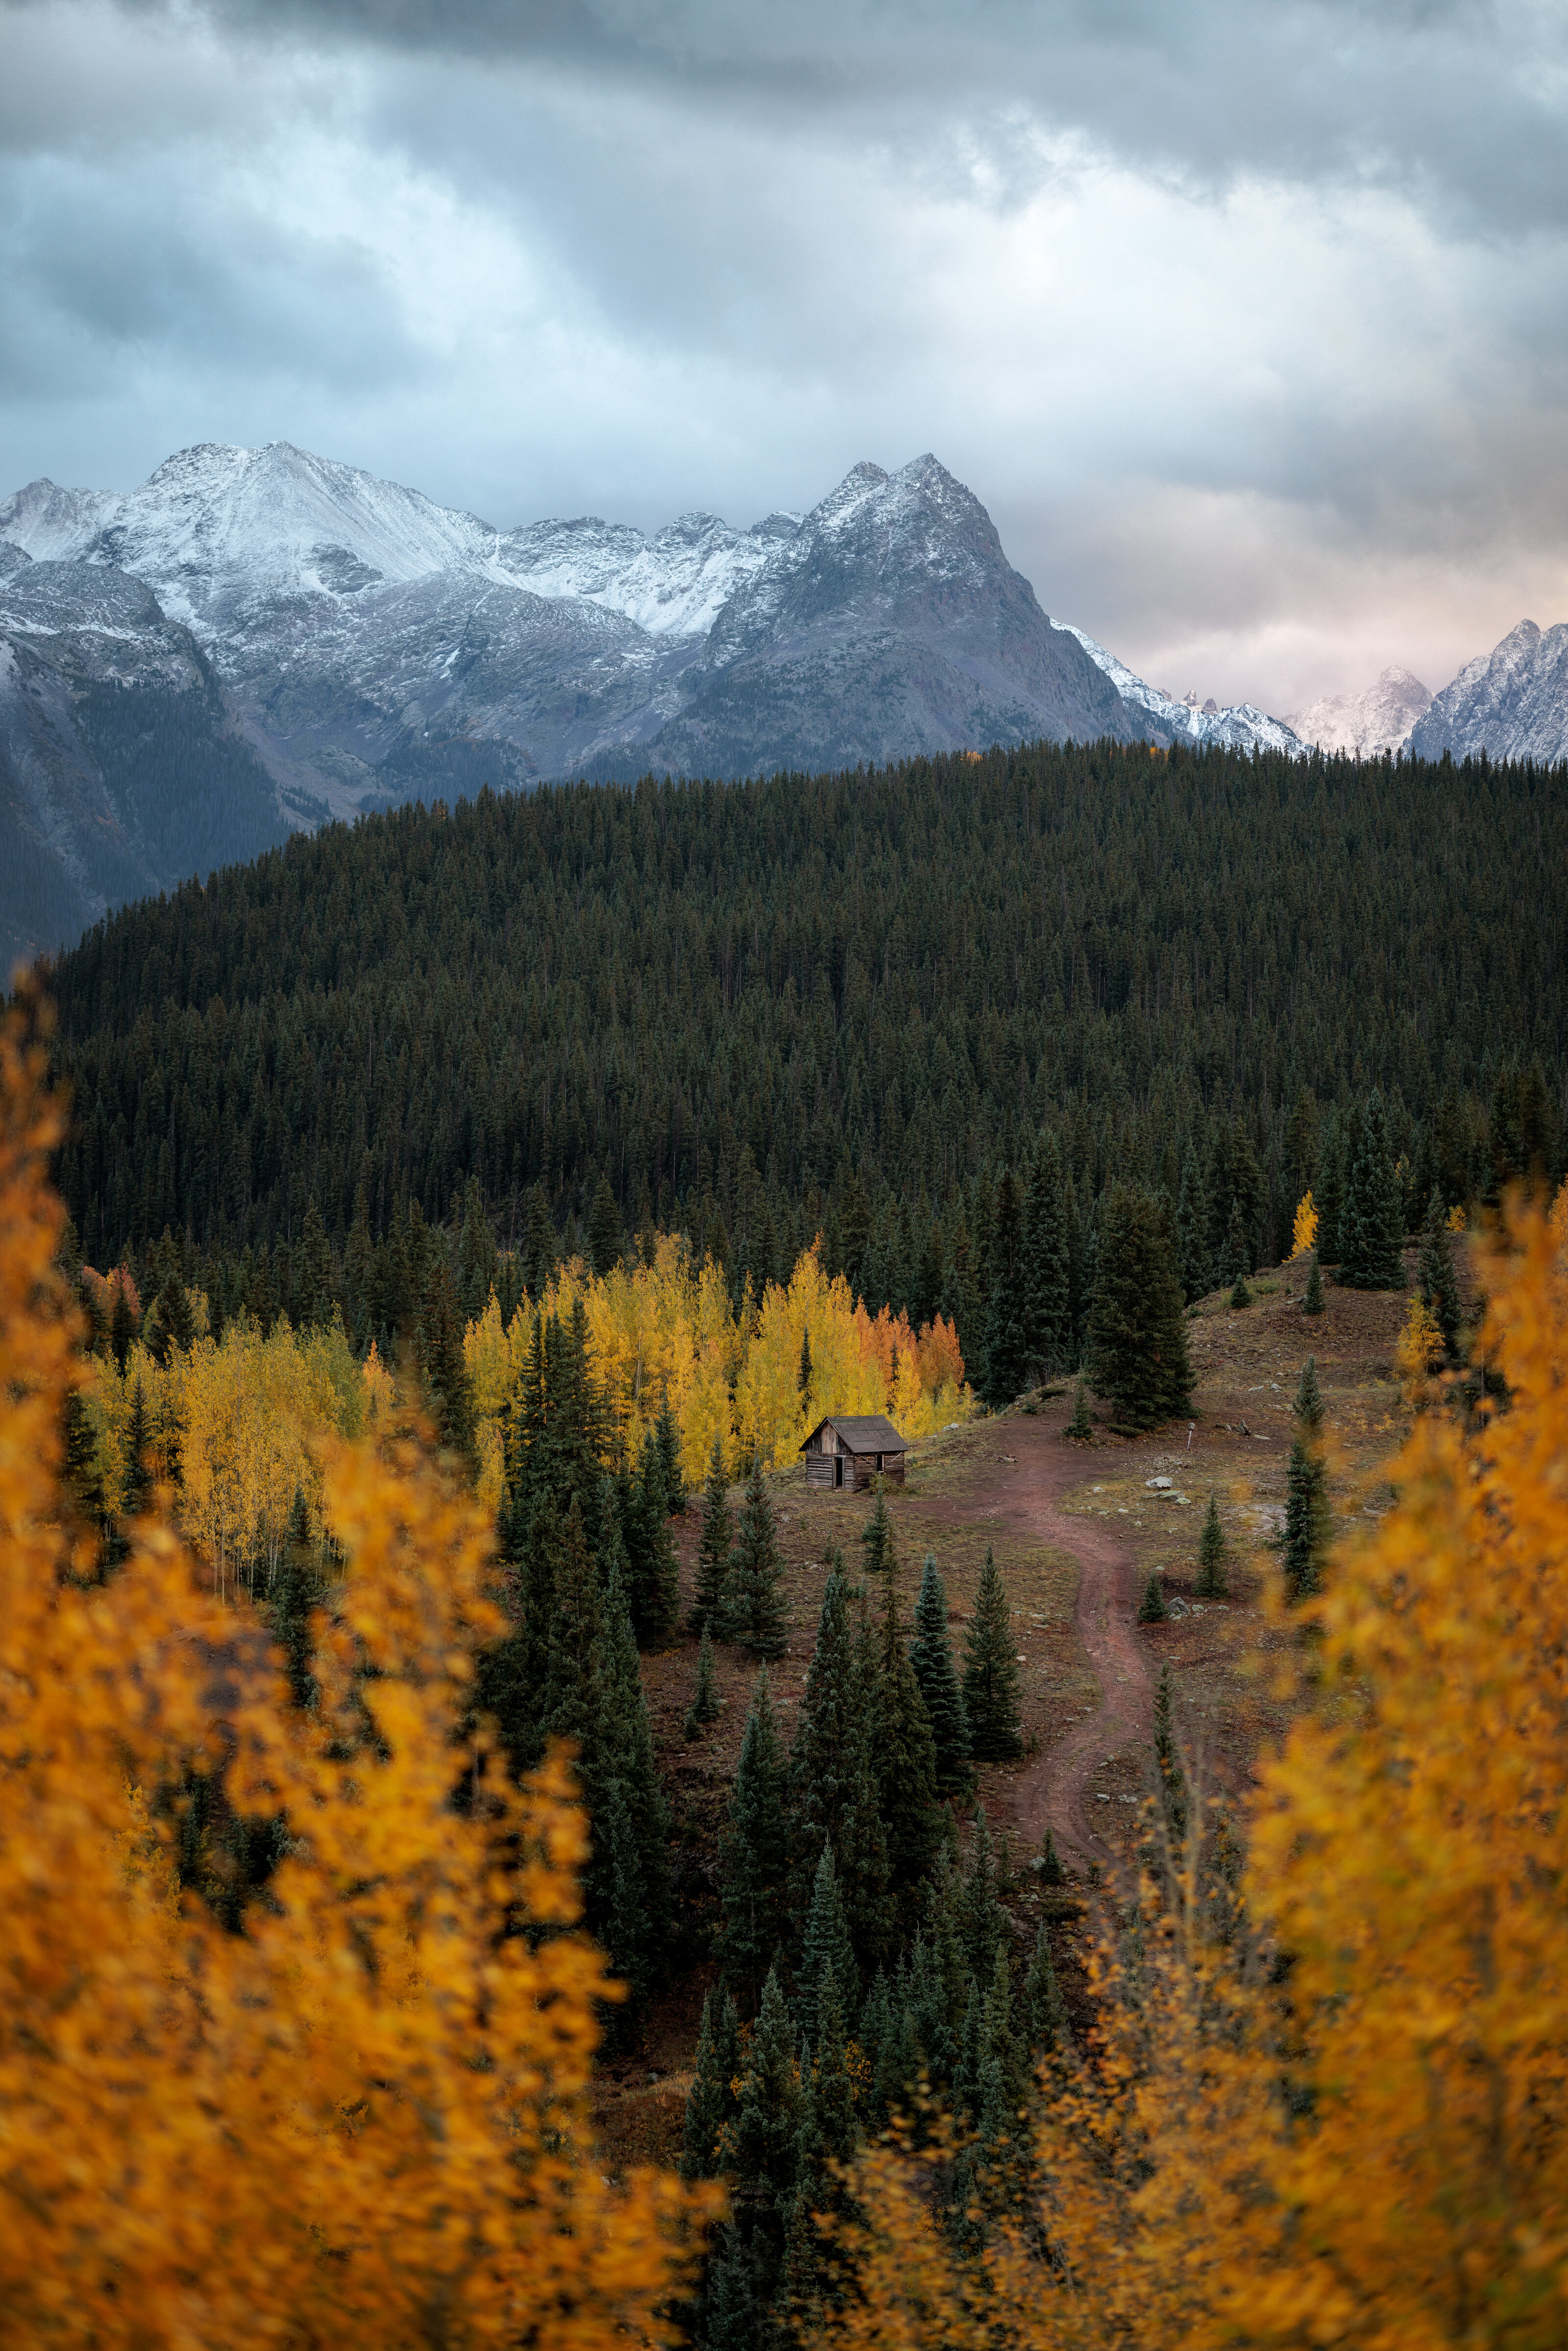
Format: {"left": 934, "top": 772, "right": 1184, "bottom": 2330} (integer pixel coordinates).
{"left": 0, "top": 0, "right": 1566, "bottom": 714}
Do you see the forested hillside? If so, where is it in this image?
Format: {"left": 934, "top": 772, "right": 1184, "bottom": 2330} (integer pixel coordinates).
{"left": 43, "top": 737, "right": 1567, "bottom": 1379}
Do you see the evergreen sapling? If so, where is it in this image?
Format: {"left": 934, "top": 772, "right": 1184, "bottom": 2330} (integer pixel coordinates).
{"left": 684, "top": 1626, "right": 722, "bottom": 1737}
{"left": 909, "top": 1552, "right": 973, "bottom": 1797}
{"left": 692, "top": 1435, "right": 733, "bottom": 1635}
{"left": 962, "top": 1547, "right": 1024, "bottom": 1761}
{"left": 1196, "top": 1491, "right": 1228, "bottom": 1599}
{"left": 1138, "top": 1569, "right": 1169, "bottom": 1623}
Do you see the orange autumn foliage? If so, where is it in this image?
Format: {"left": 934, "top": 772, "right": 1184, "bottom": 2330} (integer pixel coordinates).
{"left": 820, "top": 1200, "right": 1568, "bottom": 2350}
{"left": 0, "top": 988, "right": 713, "bottom": 2348}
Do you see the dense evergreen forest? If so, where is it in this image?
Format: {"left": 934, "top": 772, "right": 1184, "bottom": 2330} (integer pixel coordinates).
{"left": 41, "top": 737, "right": 1566, "bottom": 1377}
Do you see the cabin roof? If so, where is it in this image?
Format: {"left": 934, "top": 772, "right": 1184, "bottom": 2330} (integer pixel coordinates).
{"left": 800, "top": 1414, "right": 908, "bottom": 1455}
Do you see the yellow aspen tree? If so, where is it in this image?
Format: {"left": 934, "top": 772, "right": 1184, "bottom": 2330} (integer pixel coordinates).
{"left": 1292, "top": 1187, "right": 1319, "bottom": 1255}
{"left": 0, "top": 995, "right": 716, "bottom": 2346}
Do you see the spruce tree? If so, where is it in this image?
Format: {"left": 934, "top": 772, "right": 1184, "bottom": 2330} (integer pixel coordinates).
{"left": 1340, "top": 1090, "right": 1405, "bottom": 1289}
{"left": 1065, "top": 1378, "right": 1093, "bottom": 1441}
{"left": 586, "top": 1175, "right": 623, "bottom": 1277}
{"left": 1196, "top": 1490, "right": 1228, "bottom": 1599}
{"left": 122, "top": 1378, "right": 153, "bottom": 1521}
{"left": 789, "top": 1565, "right": 890, "bottom": 1972}
{"left": 909, "top": 1552, "right": 972, "bottom": 1797}
{"left": 962, "top": 1547, "right": 1023, "bottom": 1761}
{"left": 416, "top": 1256, "right": 476, "bottom": 1467}
{"left": 1176, "top": 1141, "right": 1212, "bottom": 1304}
{"left": 1418, "top": 1184, "right": 1462, "bottom": 1357}
{"left": 797, "top": 1846, "right": 859, "bottom": 2041}
{"left": 541, "top": 1494, "right": 604, "bottom": 1752}
{"left": 521, "top": 1182, "right": 557, "bottom": 1298}
{"left": 727, "top": 1964, "right": 801, "bottom": 2307}
{"left": 272, "top": 1487, "right": 316, "bottom": 1709}
{"left": 1022, "top": 1132, "right": 1071, "bottom": 1374}
{"left": 1025, "top": 1917, "right": 1068, "bottom": 2051}
{"left": 1294, "top": 1355, "right": 1325, "bottom": 1435}
{"left": 1303, "top": 1253, "right": 1324, "bottom": 1314}
{"left": 1089, "top": 1181, "right": 1193, "bottom": 1430}
{"left": 1316, "top": 1113, "right": 1348, "bottom": 1265}
{"left": 456, "top": 1173, "right": 497, "bottom": 1324}
{"left": 1137, "top": 1569, "right": 1169, "bottom": 1623}
{"left": 653, "top": 1394, "right": 687, "bottom": 1514}
{"left": 859, "top": 1482, "right": 896, "bottom": 1582}
{"left": 109, "top": 1278, "right": 137, "bottom": 1373}
{"left": 798, "top": 1327, "right": 813, "bottom": 1412}
{"left": 590, "top": 1553, "right": 673, "bottom": 1997}
{"left": 1038, "top": 1826, "right": 1066, "bottom": 1886}
{"left": 871, "top": 1568, "right": 942, "bottom": 1901}
{"left": 623, "top": 1428, "right": 680, "bottom": 1647}
{"left": 680, "top": 1984, "right": 742, "bottom": 2181}
{"left": 981, "top": 1169, "right": 1029, "bottom": 1406}
{"left": 692, "top": 1435, "right": 733, "bottom": 1634}
{"left": 720, "top": 1666, "right": 791, "bottom": 2008}
{"left": 978, "top": 1945, "right": 1028, "bottom": 2155}
{"left": 684, "top": 1626, "right": 722, "bottom": 1737}
{"left": 961, "top": 1807, "right": 1007, "bottom": 1987}
{"left": 1220, "top": 1194, "right": 1249, "bottom": 1290}
{"left": 727, "top": 1456, "right": 788, "bottom": 1659}
{"left": 1152, "top": 1662, "right": 1188, "bottom": 1849}
{"left": 1229, "top": 1270, "right": 1252, "bottom": 1310}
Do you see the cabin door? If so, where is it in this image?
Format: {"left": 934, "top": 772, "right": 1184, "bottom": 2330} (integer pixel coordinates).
{"left": 833, "top": 1455, "right": 844, "bottom": 1489}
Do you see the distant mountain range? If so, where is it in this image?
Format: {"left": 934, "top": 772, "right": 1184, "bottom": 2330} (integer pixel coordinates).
{"left": 1285, "top": 665, "right": 1433, "bottom": 757}
{"left": 0, "top": 441, "right": 1309, "bottom": 960}
{"left": 2, "top": 437, "right": 1565, "bottom": 964}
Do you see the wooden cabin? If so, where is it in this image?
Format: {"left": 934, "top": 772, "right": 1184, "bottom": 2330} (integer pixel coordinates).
{"left": 800, "top": 1414, "right": 908, "bottom": 1493}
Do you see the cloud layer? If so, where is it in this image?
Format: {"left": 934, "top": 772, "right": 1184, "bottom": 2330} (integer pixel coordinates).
{"left": 2, "top": 0, "right": 1566, "bottom": 711}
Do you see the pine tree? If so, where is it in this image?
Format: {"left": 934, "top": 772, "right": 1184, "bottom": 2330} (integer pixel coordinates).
{"left": 909, "top": 1552, "right": 972, "bottom": 1797}
{"left": 1038, "top": 1826, "right": 1066, "bottom": 1886}
{"left": 797, "top": 1845, "right": 859, "bottom": 2041}
{"left": 623, "top": 1428, "right": 680, "bottom": 1648}
{"left": 296, "top": 1196, "right": 335, "bottom": 1329}
{"left": 692, "top": 1435, "right": 733, "bottom": 1634}
{"left": 981, "top": 1169, "right": 1029, "bottom": 1406}
{"left": 1418, "top": 1184, "right": 1462, "bottom": 1357}
{"left": 1340, "top": 1090, "right": 1405, "bottom": 1289}
{"left": 541, "top": 1494, "right": 604, "bottom": 1751}
{"left": 1025, "top": 1917, "right": 1068, "bottom": 2051}
{"left": 416, "top": 1256, "right": 476, "bottom": 1467}
{"left": 684, "top": 1626, "right": 723, "bottom": 1738}
{"left": 1152, "top": 1662, "right": 1188, "bottom": 1849}
{"left": 680, "top": 1984, "right": 742, "bottom": 2181}
{"left": 1316, "top": 1112, "right": 1348, "bottom": 1265}
{"left": 1294, "top": 1355, "right": 1325, "bottom": 1435}
{"left": 1220, "top": 1193, "right": 1250, "bottom": 1290}
{"left": 654, "top": 1393, "right": 686, "bottom": 1515}
{"left": 1138, "top": 1569, "right": 1169, "bottom": 1623}
{"left": 726, "top": 1456, "right": 788, "bottom": 1659}
{"left": 1176, "top": 1141, "right": 1212, "bottom": 1304}
{"left": 1022, "top": 1132, "right": 1071, "bottom": 1374}
{"left": 726, "top": 1963, "right": 801, "bottom": 2308}
{"left": 122, "top": 1378, "right": 153, "bottom": 1521}
{"left": 1229, "top": 1270, "right": 1252, "bottom": 1310}
{"left": 977, "top": 1945, "right": 1028, "bottom": 2155}
{"left": 60, "top": 1385, "right": 105, "bottom": 1546}
{"left": 456, "top": 1173, "right": 497, "bottom": 1324}
{"left": 590, "top": 1553, "right": 673, "bottom": 1999}
{"left": 586, "top": 1175, "right": 623, "bottom": 1276}
{"left": 962, "top": 1547, "right": 1023, "bottom": 1761}
{"left": 1064, "top": 1378, "right": 1094, "bottom": 1441}
{"left": 961, "top": 1807, "right": 1008, "bottom": 1987}
{"left": 859, "top": 1482, "right": 896, "bottom": 1582}
{"left": 521, "top": 1182, "right": 557, "bottom": 1298}
{"left": 720, "top": 1666, "right": 791, "bottom": 2008}
{"left": 1196, "top": 1490, "right": 1228, "bottom": 1599}
{"left": 789, "top": 1565, "right": 890, "bottom": 1973}
{"left": 871, "top": 1568, "right": 942, "bottom": 1901}
{"left": 1089, "top": 1181, "right": 1193, "bottom": 1430}
{"left": 109, "top": 1278, "right": 137, "bottom": 1373}
{"left": 798, "top": 1326, "right": 813, "bottom": 1412}
{"left": 271, "top": 1487, "right": 316, "bottom": 1709}
{"left": 342, "top": 1182, "right": 373, "bottom": 1344}
{"left": 703, "top": 2227, "right": 760, "bottom": 2351}
{"left": 1303, "top": 1253, "right": 1325, "bottom": 1314}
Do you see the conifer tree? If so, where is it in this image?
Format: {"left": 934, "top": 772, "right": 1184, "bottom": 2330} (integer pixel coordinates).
{"left": 591, "top": 1553, "right": 673, "bottom": 1997}
{"left": 1220, "top": 1194, "right": 1250, "bottom": 1290}
{"left": 859, "top": 1482, "right": 896, "bottom": 1582}
{"left": 981, "top": 1169, "right": 1029, "bottom": 1406}
{"left": 653, "top": 1393, "right": 686, "bottom": 1515}
{"left": 1152, "top": 1661, "right": 1188, "bottom": 1849}
{"left": 871, "top": 1568, "right": 942, "bottom": 1901}
{"left": 909, "top": 1552, "right": 972, "bottom": 1797}
{"left": 1090, "top": 1181, "right": 1193, "bottom": 1430}
{"left": 1418, "top": 1184, "right": 1463, "bottom": 1357}
{"left": 623, "top": 1428, "right": 680, "bottom": 1647}
{"left": 296, "top": 1196, "right": 335, "bottom": 1330}
{"left": 1316, "top": 1111, "right": 1348, "bottom": 1264}
{"left": 416, "top": 1256, "right": 476, "bottom": 1468}
{"left": 1022, "top": 1132, "right": 1071, "bottom": 1374}
{"left": 978, "top": 1945, "right": 1028, "bottom": 2155}
{"left": 684, "top": 1627, "right": 722, "bottom": 1738}
{"left": 272, "top": 1487, "right": 316, "bottom": 1710}
{"left": 1303, "top": 1253, "right": 1325, "bottom": 1314}
{"left": 1038, "top": 1826, "right": 1066, "bottom": 1885}
{"left": 122, "top": 1377, "right": 153, "bottom": 1521}
{"left": 1282, "top": 1438, "right": 1331, "bottom": 1606}
{"left": 1138, "top": 1569, "right": 1169, "bottom": 1623}
{"left": 1295, "top": 1355, "right": 1325, "bottom": 1435}
{"left": 1176, "top": 1142, "right": 1212, "bottom": 1303}
{"left": 1229, "top": 1270, "right": 1252, "bottom": 1310}
{"left": 541, "top": 1494, "right": 604, "bottom": 1752}
{"left": 725, "top": 1964, "right": 801, "bottom": 2310}
{"left": 1340, "top": 1090, "right": 1405, "bottom": 1289}
{"left": 798, "top": 1327, "right": 813, "bottom": 1412}
{"left": 680, "top": 1985, "right": 742, "bottom": 2181}
{"left": 702, "top": 2227, "right": 759, "bottom": 2351}
{"left": 109, "top": 1278, "right": 136, "bottom": 1373}
{"left": 692, "top": 1435, "right": 733, "bottom": 1634}
{"left": 789, "top": 1566, "right": 890, "bottom": 1972}
{"left": 720, "top": 1666, "right": 790, "bottom": 2008}
{"left": 456, "top": 1173, "right": 497, "bottom": 1324}
{"left": 726, "top": 1456, "right": 788, "bottom": 1659}
{"left": 342, "top": 1183, "right": 373, "bottom": 1344}
{"left": 520, "top": 1182, "right": 557, "bottom": 1298}
{"left": 962, "top": 1547, "right": 1023, "bottom": 1761}
{"left": 60, "top": 1385, "right": 105, "bottom": 1547}
{"left": 1025, "top": 1917, "right": 1068, "bottom": 2051}
{"left": 797, "top": 1846, "right": 859, "bottom": 2041}
{"left": 1065, "top": 1378, "right": 1094, "bottom": 1441}
{"left": 1196, "top": 1490, "right": 1228, "bottom": 1599}
{"left": 961, "top": 1807, "right": 1008, "bottom": 1987}
{"left": 586, "top": 1175, "right": 623, "bottom": 1276}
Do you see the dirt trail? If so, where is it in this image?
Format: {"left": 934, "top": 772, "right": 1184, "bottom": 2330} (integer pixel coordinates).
{"left": 950, "top": 1412, "right": 1150, "bottom": 1872}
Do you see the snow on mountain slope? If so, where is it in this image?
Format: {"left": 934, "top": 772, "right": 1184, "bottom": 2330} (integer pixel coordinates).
{"left": 1407, "top": 620, "right": 1568, "bottom": 765}
{"left": 1054, "top": 623, "right": 1306, "bottom": 754}
{"left": 495, "top": 509, "right": 796, "bottom": 636}
{"left": 1285, "top": 665, "right": 1431, "bottom": 756}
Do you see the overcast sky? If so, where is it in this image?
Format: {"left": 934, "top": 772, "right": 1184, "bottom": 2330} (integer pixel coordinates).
{"left": 3, "top": 0, "right": 1567, "bottom": 712}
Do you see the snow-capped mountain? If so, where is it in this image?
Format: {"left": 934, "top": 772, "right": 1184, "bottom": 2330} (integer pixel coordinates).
{"left": 1407, "top": 620, "right": 1568, "bottom": 765}
{"left": 0, "top": 439, "right": 1310, "bottom": 956}
{"left": 1285, "top": 666, "right": 1431, "bottom": 757}
{"left": 1053, "top": 624, "right": 1306, "bottom": 755}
